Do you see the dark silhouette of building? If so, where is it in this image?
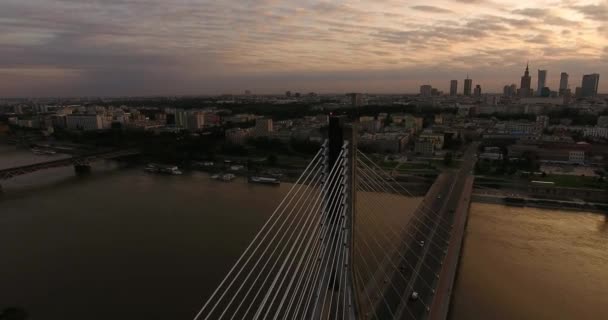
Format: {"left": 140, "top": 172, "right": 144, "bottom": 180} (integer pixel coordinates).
{"left": 450, "top": 80, "right": 458, "bottom": 96}
{"left": 474, "top": 84, "right": 482, "bottom": 96}
{"left": 559, "top": 72, "right": 568, "bottom": 96}
{"left": 520, "top": 63, "right": 532, "bottom": 97}
{"left": 420, "top": 85, "right": 432, "bottom": 97}
{"left": 464, "top": 76, "right": 472, "bottom": 96}
{"left": 581, "top": 73, "right": 600, "bottom": 97}
{"left": 537, "top": 70, "right": 547, "bottom": 96}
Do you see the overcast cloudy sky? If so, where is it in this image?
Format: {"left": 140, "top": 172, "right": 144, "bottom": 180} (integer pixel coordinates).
{"left": 1, "top": 0, "right": 607, "bottom": 97}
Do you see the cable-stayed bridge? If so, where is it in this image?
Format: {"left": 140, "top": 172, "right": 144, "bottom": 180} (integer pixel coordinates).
{"left": 194, "top": 117, "right": 477, "bottom": 320}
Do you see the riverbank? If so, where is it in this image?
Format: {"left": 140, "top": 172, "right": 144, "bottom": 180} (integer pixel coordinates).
{"left": 472, "top": 193, "right": 608, "bottom": 214}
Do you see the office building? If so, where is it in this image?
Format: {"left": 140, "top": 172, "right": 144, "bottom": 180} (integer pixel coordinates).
{"left": 450, "top": 80, "right": 458, "bottom": 96}
{"left": 464, "top": 76, "right": 472, "bottom": 96}
{"left": 537, "top": 70, "right": 547, "bottom": 96}
{"left": 559, "top": 72, "right": 568, "bottom": 95}
{"left": 420, "top": 85, "right": 432, "bottom": 97}
{"left": 581, "top": 73, "right": 600, "bottom": 97}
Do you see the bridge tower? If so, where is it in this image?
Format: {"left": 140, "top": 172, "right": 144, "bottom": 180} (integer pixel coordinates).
{"left": 315, "top": 116, "right": 359, "bottom": 319}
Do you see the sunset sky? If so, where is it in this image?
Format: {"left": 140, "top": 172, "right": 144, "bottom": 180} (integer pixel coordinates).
{"left": 1, "top": 0, "right": 607, "bottom": 97}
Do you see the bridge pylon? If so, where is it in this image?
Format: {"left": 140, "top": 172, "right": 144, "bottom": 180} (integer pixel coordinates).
{"left": 312, "top": 116, "right": 359, "bottom": 320}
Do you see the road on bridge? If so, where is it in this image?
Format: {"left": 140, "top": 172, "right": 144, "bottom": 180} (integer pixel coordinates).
{"left": 368, "top": 143, "right": 478, "bottom": 320}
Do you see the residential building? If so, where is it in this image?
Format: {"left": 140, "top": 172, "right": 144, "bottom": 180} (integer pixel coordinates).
{"left": 226, "top": 128, "right": 251, "bottom": 144}
{"left": 360, "top": 133, "right": 409, "bottom": 153}
{"left": 187, "top": 112, "right": 205, "bottom": 131}
{"left": 255, "top": 118, "right": 273, "bottom": 137}
{"left": 584, "top": 127, "right": 608, "bottom": 139}
{"left": 66, "top": 114, "right": 103, "bottom": 131}
{"left": 360, "top": 119, "right": 383, "bottom": 133}
{"left": 568, "top": 151, "right": 585, "bottom": 164}
{"left": 175, "top": 109, "right": 189, "bottom": 128}
{"left": 419, "top": 131, "right": 445, "bottom": 149}
{"left": 204, "top": 113, "right": 220, "bottom": 127}
{"left": 504, "top": 121, "right": 537, "bottom": 134}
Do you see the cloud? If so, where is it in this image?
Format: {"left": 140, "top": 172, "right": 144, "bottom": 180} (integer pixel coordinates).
{"left": 512, "top": 8, "right": 547, "bottom": 17}
{"left": 410, "top": 5, "right": 453, "bottom": 14}
{"left": 0, "top": 0, "right": 606, "bottom": 96}
{"left": 572, "top": 3, "right": 608, "bottom": 21}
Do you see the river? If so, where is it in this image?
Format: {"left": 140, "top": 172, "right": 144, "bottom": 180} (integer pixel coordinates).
{"left": 450, "top": 203, "right": 608, "bottom": 320}
{"left": 1, "top": 146, "right": 607, "bottom": 319}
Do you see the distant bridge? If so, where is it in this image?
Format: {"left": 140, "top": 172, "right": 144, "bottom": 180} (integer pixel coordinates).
{"left": 192, "top": 117, "right": 477, "bottom": 320}
{"left": 0, "top": 149, "right": 140, "bottom": 181}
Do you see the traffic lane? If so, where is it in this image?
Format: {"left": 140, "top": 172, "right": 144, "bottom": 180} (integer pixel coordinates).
{"left": 398, "top": 174, "right": 458, "bottom": 319}
{"left": 373, "top": 174, "right": 455, "bottom": 319}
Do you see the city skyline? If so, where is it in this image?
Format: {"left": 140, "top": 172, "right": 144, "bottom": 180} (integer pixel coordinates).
{"left": 1, "top": 0, "right": 608, "bottom": 97}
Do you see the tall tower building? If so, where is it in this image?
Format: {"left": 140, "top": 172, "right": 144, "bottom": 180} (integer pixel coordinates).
{"left": 450, "top": 80, "right": 458, "bottom": 96}
{"left": 537, "top": 70, "right": 547, "bottom": 96}
{"left": 520, "top": 63, "right": 532, "bottom": 97}
{"left": 581, "top": 73, "right": 600, "bottom": 97}
{"left": 464, "top": 75, "right": 472, "bottom": 96}
{"left": 559, "top": 72, "right": 569, "bottom": 92}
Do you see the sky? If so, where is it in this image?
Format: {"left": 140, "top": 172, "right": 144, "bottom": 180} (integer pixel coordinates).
{"left": 1, "top": 0, "right": 608, "bottom": 97}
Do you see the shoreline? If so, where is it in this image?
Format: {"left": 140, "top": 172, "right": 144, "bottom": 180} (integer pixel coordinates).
{"left": 472, "top": 193, "right": 608, "bottom": 214}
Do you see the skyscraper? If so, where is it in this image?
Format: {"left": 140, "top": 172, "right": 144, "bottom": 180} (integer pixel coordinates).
{"left": 581, "top": 73, "right": 600, "bottom": 97}
{"left": 450, "top": 80, "right": 458, "bottom": 96}
{"left": 474, "top": 85, "right": 482, "bottom": 96}
{"left": 464, "top": 76, "right": 472, "bottom": 96}
{"left": 559, "top": 72, "right": 569, "bottom": 93}
{"left": 520, "top": 63, "right": 532, "bottom": 97}
{"left": 537, "top": 70, "right": 547, "bottom": 96}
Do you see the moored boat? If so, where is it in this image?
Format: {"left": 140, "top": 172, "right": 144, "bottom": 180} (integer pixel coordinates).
{"left": 248, "top": 176, "right": 280, "bottom": 185}
{"left": 221, "top": 173, "right": 236, "bottom": 182}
